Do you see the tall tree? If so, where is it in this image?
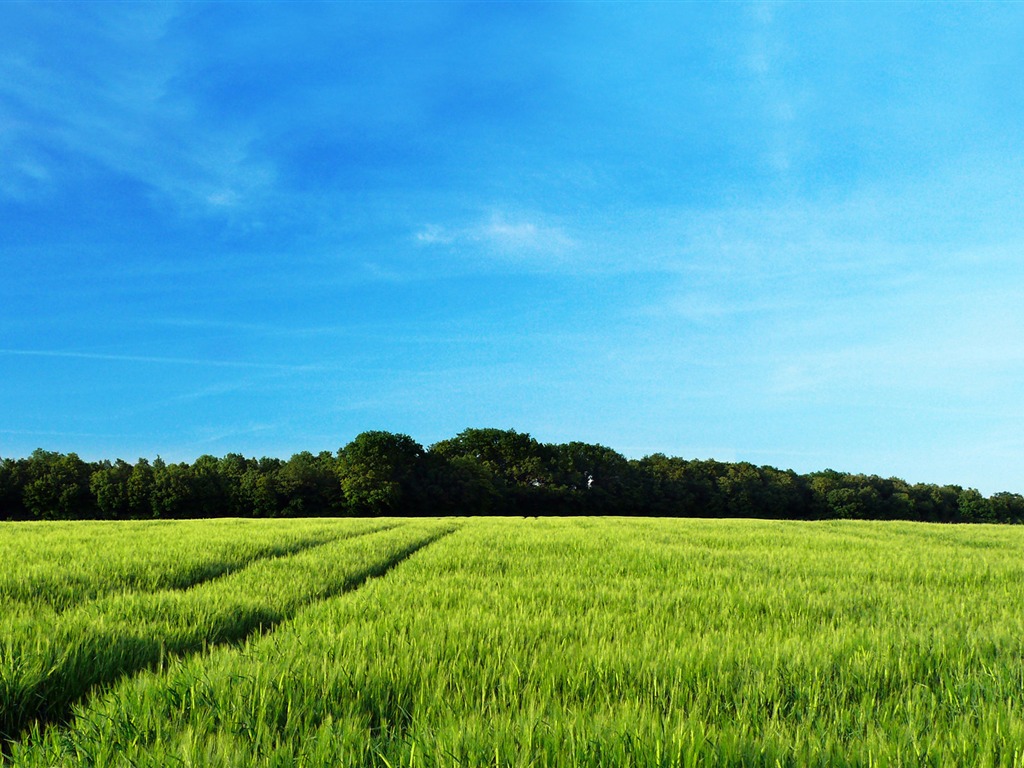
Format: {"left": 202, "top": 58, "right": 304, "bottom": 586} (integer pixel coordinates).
{"left": 126, "top": 458, "right": 155, "bottom": 517}
{"left": 430, "top": 428, "right": 551, "bottom": 488}
{"left": 238, "top": 461, "right": 282, "bottom": 517}
{"left": 0, "top": 457, "right": 27, "bottom": 520}
{"left": 550, "top": 442, "right": 637, "bottom": 513}
{"left": 89, "top": 459, "right": 134, "bottom": 519}
{"left": 337, "top": 432, "right": 424, "bottom": 515}
{"left": 149, "top": 458, "right": 196, "bottom": 519}
{"left": 277, "top": 451, "right": 341, "bottom": 517}
{"left": 21, "top": 450, "right": 94, "bottom": 519}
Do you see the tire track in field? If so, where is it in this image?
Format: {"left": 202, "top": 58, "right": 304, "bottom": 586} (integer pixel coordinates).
{"left": 117, "top": 522, "right": 402, "bottom": 599}
{"left": 3, "top": 522, "right": 394, "bottom": 613}
{"left": 0, "top": 523, "right": 455, "bottom": 757}
{"left": 58, "top": 526, "right": 394, "bottom": 612}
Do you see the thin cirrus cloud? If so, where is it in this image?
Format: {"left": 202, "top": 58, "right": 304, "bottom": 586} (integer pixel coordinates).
{"left": 0, "top": 4, "right": 272, "bottom": 215}
{"left": 0, "top": 348, "right": 317, "bottom": 373}
{"left": 414, "top": 212, "right": 578, "bottom": 266}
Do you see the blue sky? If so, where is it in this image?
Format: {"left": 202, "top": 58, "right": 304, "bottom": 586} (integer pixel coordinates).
{"left": 2, "top": 2, "right": 1023, "bottom": 493}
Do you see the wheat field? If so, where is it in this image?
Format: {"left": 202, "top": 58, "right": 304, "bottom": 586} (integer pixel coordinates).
{"left": 4, "top": 517, "right": 1024, "bottom": 766}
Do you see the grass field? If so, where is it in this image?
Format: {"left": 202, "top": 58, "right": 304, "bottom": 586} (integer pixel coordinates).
{"left": 3, "top": 517, "right": 1024, "bottom": 766}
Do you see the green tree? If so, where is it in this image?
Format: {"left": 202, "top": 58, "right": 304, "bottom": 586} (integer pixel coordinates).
{"left": 126, "top": 458, "right": 155, "bottom": 517}
{"left": 758, "top": 466, "right": 816, "bottom": 520}
{"left": 217, "top": 453, "right": 251, "bottom": 516}
{"left": 337, "top": 432, "right": 424, "bottom": 515}
{"left": 635, "top": 454, "right": 700, "bottom": 517}
{"left": 277, "top": 451, "right": 341, "bottom": 517}
{"left": 419, "top": 452, "right": 501, "bottom": 516}
{"left": 0, "top": 457, "right": 27, "bottom": 520}
{"left": 21, "top": 450, "right": 94, "bottom": 519}
{"left": 431, "top": 428, "right": 551, "bottom": 487}
{"left": 987, "top": 492, "right": 1024, "bottom": 524}
{"left": 239, "top": 461, "right": 282, "bottom": 517}
{"left": 190, "top": 454, "right": 230, "bottom": 518}
{"left": 550, "top": 442, "right": 636, "bottom": 513}
{"left": 89, "top": 459, "right": 134, "bottom": 519}
{"left": 908, "top": 483, "right": 961, "bottom": 522}
{"left": 150, "top": 458, "right": 196, "bottom": 518}
{"left": 957, "top": 488, "right": 988, "bottom": 523}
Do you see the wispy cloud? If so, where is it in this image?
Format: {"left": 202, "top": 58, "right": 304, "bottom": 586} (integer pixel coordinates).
{"left": 186, "top": 422, "right": 279, "bottom": 448}
{"left": 737, "top": 1, "right": 804, "bottom": 178}
{"left": 106, "top": 380, "right": 267, "bottom": 421}
{"left": 0, "top": 348, "right": 317, "bottom": 373}
{"left": 414, "top": 210, "right": 577, "bottom": 267}
{"left": 0, "top": 5, "right": 274, "bottom": 216}
{"left": 766, "top": 289, "right": 1024, "bottom": 402}
{"left": 0, "top": 428, "right": 125, "bottom": 440}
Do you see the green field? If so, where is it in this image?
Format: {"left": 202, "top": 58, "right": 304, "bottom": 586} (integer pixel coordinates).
{"left": 3, "top": 518, "right": 1024, "bottom": 766}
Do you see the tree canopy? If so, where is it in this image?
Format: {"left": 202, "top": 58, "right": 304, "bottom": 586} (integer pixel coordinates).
{"left": 1, "top": 430, "right": 1021, "bottom": 524}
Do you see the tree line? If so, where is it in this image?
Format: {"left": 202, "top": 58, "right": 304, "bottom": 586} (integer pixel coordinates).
{"left": 2, "top": 428, "right": 1022, "bottom": 523}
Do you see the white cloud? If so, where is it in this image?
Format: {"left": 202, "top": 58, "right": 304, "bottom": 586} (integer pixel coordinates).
{"left": 474, "top": 212, "right": 576, "bottom": 252}
{"left": 414, "top": 210, "right": 577, "bottom": 268}
{"left": 414, "top": 224, "right": 455, "bottom": 245}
